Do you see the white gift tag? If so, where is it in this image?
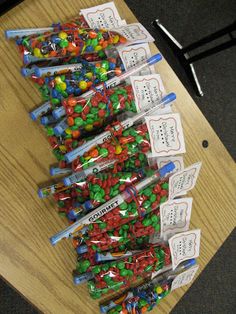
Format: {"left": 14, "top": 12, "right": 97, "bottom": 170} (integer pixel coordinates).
{"left": 169, "top": 230, "right": 201, "bottom": 270}
{"left": 117, "top": 43, "right": 155, "bottom": 74}
{"left": 114, "top": 23, "right": 155, "bottom": 44}
{"left": 130, "top": 74, "right": 166, "bottom": 112}
{"left": 156, "top": 156, "right": 184, "bottom": 174}
{"left": 145, "top": 113, "right": 186, "bottom": 157}
{"left": 171, "top": 264, "right": 199, "bottom": 291}
{"left": 168, "top": 162, "right": 202, "bottom": 199}
{"left": 160, "top": 198, "right": 193, "bottom": 240}
{"left": 81, "top": 2, "right": 124, "bottom": 29}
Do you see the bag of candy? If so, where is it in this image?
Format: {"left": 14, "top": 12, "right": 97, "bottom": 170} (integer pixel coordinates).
{"left": 100, "top": 259, "right": 198, "bottom": 313}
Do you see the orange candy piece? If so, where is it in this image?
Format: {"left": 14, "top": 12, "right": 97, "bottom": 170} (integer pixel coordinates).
{"left": 115, "top": 67, "right": 122, "bottom": 76}
{"left": 67, "top": 116, "right": 74, "bottom": 126}
{"left": 89, "top": 30, "right": 97, "bottom": 39}
{"left": 67, "top": 98, "right": 77, "bottom": 106}
{"left": 72, "top": 130, "right": 80, "bottom": 139}
{"left": 90, "top": 149, "right": 99, "bottom": 158}
{"left": 119, "top": 36, "right": 127, "bottom": 44}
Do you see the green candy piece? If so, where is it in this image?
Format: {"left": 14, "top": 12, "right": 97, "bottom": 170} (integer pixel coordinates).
{"left": 135, "top": 135, "right": 143, "bottom": 144}
{"left": 101, "top": 60, "right": 109, "bottom": 70}
{"left": 142, "top": 218, "right": 152, "bottom": 227}
{"left": 117, "top": 261, "right": 125, "bottom": 269}
{"left": 139, "top": 299, "right": 148, "bottom": 307}
{"left": 59, "top": 39, "right": 68, "bottom": 48}
{"left": 99, "top": 222, "right": 107, "bottom": 229}
{"left": 120, "top": 202, "right": 128, "bottom": 210}
{"left": 58, "top": 200, "right": 64, "bottom": 208}
{"left": 150, "top": 194, "right": 157, "bottom": 203}
{"left": 72, "top": 141, "right": 78, "bottom": 149}
{"left": 98, "top": 102, "right": 106, "bottom": 109}
{"left": 162, "top": 182, "right": 169, "bottom": 190}
{"left": 91, "top": 244, "right": 98, "bottom": 251}
{"left": 110, "top": 94, "right": 119, "bottom": 103}
{"left": 51, "top": 98, "right": 60, "bottom": 105}
{"left": 91, "top": 292, "right": 101, "bottom": 299}
{"left": 74, "top": 117, "right": 84, "bottom": 127}
{"left": 92, "top": 265, "right": 101, "bottom": 274}
{"left": 120, "top": 269, "right": 128, "bottom": 276}
{"left": 143, "top": 200, "right": 151, "bottom": 209}
{"left": 101, "top": 264, "right": 110, "bottom": 271}
{"left": 127, "top": 269, "right": 133, "bottom": 276}
{"left": 61, "top": 91, "right": 68, "bottom": 98}
{"left": 110, "top": 261, "right": 117, "bottom": 267}
{"left": 91, "top": 184, "right": 101, "bottom": 192}
{"left": 137, "top": 237, "right": 143, "bottom": 244}
{"left": 103, "top": 274, "right": 112, "bottom": 283}
{"left": 143, "top": 188, "right": 152, "bottom": 197}
{"left": 122, "top": 224, "right": 129, "bottom": 230}
{"left": 46, "top": 127, "right": 54, "bottom": 136}
{"left": 151, "top": 215, "right": 159, "bottom": 223}
{"left": 144, "top": 265, "right": 153, "bottom": 272}
{"left": 91, "top": 107, "right": 98, "bottom": 114}
{"left": 160, "top": 196, "right": 167, "bottom": 204}
{"left": 74, "top": 105, "right": 83, "bottom": 113}
{"left": 99, "top": 148, "right": 108, "bottom": 157}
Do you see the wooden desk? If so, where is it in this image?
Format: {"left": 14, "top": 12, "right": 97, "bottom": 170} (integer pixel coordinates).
{"left": 0, "top": 1, "right": 235, "bottom": 313}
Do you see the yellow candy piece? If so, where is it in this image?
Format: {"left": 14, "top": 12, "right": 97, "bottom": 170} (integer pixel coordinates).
{"left": 59, "top": 31, "right": 68, "bottom": 39}
{"left": 86, "top": 72, "right": 93, "bottom": 79}
{"left": 79, "top": 80, "right": 88, "bottom": 90}
{"left": 60, "top": 82, "right": 67, "bottom": 91}
{"left": 115, "top": 145, "right": 122, "bottom": 154}
{"left": 94, "top": 45, "right": 102, "bottom": 51}
{"left": 55, "top": 76, "right": 62, "bottom": 84}
{"left": 65, "top": 128, "right": 72, "bottom": 135}
{"left": 59, "top": 145, "right": 67, "bottom": 153}
{"left": 112, "top": 35, "right": 120, "bottom": 44}
{"left": 33, "top": 48, "right": 43, "bottom": 58}
{"left": 84, "top": 155, "right": 92, "bottom": 161}
{"left": 156, "top": 286, "right": 163, "bottom": 294}
{"left": 84, "top": 124, "right": 93, "bottom": 132}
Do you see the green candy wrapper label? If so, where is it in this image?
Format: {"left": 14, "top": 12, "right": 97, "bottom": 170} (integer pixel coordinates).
{"left": 160, "top": 197, "right": 193, "bottom": 240}
{"left": 169, "top": 230, "right": 201, "bottom": 270}
{"left": 145, "top": 113, "right": 186, "bottom": 157}
{"left": 171, "top": 264, "right": 199, "bottom": 291}
{"left": 81, "top": 2, "right": 125, "bottom": 29}
{"left": 168, "top": 162, "right": 202, "bottom": 199}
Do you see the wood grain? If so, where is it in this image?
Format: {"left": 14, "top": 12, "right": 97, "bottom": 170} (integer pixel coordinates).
{"left": 0, "top": 0, "right": 235, "bottom": 313}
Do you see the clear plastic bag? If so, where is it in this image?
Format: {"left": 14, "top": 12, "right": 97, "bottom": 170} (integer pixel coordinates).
{"left": 86, "top": 179, "right": 169, "bottom": 236}
{"left": 87, "top": 244, "right": 171, "bottom": 299}
{"left": 18, "top": 27, "right": 127, "bottom": 64}
{"left": 71, "top": 122, "right": 151, "bottom": 172}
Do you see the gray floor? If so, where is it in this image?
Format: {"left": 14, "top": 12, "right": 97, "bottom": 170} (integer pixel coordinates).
{"left": 1, "top": 0, "right": 236, "bottom": 313}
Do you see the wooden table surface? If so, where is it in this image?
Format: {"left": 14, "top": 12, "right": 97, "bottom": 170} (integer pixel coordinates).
{"left": 0, "top": 0, "right": 235, "bottom": 313}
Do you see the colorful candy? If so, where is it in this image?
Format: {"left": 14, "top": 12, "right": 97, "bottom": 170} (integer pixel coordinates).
{"left": 19, "top": 27, "right": 127, "bottom": 64}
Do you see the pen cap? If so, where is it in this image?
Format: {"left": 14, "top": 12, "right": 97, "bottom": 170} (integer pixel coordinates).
{"left": 161, "top": 92, "right": 176, "bottom": 105}
{"left": 159, "top": 162, "right": 175, "bottom": 177}
{"left": 147, "top": 53, "right": 162, "bottom": 65}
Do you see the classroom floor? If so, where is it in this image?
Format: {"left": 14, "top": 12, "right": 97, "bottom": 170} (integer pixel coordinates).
{"left": 1, "top": 0, "right": 236, "bottom": 313}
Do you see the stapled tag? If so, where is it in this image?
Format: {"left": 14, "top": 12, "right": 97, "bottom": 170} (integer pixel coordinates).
{"left": 157, "top": 156, "right": 184, "bottom": 174}
{"left": 171, "top": 264, "right": 199, "bottom": 291}
{"left": 130, "top": 74, "right": 166, "bottom": 112}
{"left": 117, "top": 43, "right": 155, "bottom": 74}
{"left": 169, "top": 230, "right": 201, "bottom": 270}
{"left": 160, "top": 198, "right": 193, "bottom": 240}
{"left": 114, "top": 23, "right": 155, "bottom": 44}
{"left": 168, "top": 162, "right": 202, "bottom": 199}
{"left": 81, "top": 2, "right": 124, "bottom": 29}
{"left": 145, "top": 113, "right": 186, "bottom": 157}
